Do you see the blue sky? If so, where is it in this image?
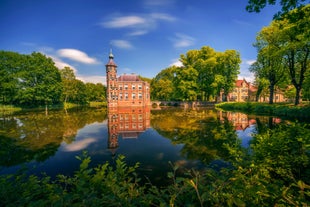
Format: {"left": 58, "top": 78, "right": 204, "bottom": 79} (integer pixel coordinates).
{"left": 0, "top": 0, "right": 280, "bottom": 84}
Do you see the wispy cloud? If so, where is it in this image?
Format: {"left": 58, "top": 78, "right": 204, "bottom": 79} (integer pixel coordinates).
{"left": 77, "top": 75, "right": 106, "bottom": 85}
{"left": 128, "top": 30, "right": 148, "bottom": 36}
{"left": 144, "top": 0, "right": 175, "bottom": 7}
{"left": 102, "top": 15, "right": 147, "bottom": 28}
{"left": 57, "top": 49, "right": 99, "bottom": 64}
{"left": 101, "top": 13, "right": 176, "bottom": 36}
{"left": 111, "top": 40, "right": 134, "bottom": 49}
{"left": 172, "top": 33, "right": 195, "bottom": 48}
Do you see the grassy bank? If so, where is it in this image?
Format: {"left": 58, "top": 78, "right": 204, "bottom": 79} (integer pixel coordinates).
{"left": 215, "top": 102, "right": 310, "bottom": 119}
{"left": 0, "top": 105, "right": 22, "bottom": 114}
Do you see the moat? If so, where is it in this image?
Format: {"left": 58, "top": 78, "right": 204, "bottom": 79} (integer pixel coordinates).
{"left": 0, "top": 106, "right": 302, "bottom": 186}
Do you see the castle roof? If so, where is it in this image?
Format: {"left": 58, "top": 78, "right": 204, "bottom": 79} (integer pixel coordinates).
{"left": 118, "top": 73, "right": 142, "bottom": 82}
{"left": 106, "top": 49, "right": 117, "bottom": 66}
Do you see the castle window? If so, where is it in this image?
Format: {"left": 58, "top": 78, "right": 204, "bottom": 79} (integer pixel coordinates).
{"left": 119, "top": 93, "right": 123, "bottom": 100}
{"left": 138, "top": 93, "right": 142, "bottom": 99}
{"left": 132, "top": 84, "right": 136, "bottom": 90}
{"left": 119, "top": 84, "right": 123, "bottom": 90}
{"left": 132, "top": 93, "right": 136, "bottom": 99}
{"left": 124, "top": 84, "right": 128, "bottom": 90}
{"left": 125, "top": 93, "right": 128, "bottom": 100}
{"left": 138, "top": 84, "right": 142, "bottom": 90}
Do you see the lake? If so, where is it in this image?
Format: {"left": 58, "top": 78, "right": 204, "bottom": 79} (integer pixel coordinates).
{"left": 0, "top": 106, "right": 297, "bottom": 186}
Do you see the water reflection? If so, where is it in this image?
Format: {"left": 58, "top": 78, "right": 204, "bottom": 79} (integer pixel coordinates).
{"left": 1, "top": 106, "right": 300, "bottom": 186}
{"left": 0, "top": 108, "right": 106, "bottom": 167}
{"left": 107, "top": 106, "right": 150, "bottom": 155}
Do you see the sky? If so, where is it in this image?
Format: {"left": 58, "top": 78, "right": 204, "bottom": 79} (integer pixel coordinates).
{"left": 0, "top": 0, "right": 281, "bottom": 84}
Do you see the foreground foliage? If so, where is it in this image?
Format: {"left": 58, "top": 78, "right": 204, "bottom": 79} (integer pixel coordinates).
{"left": 1, "top": 123, "right": 309, "bottom": 206}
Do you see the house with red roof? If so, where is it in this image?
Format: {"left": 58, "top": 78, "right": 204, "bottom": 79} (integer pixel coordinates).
{"left": 228, "top": 79, "right": 286, "bottom": 102}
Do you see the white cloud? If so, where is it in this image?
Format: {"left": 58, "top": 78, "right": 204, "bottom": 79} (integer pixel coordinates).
{"left": 101, "top": 13, "right": 176, "bottom": 35}
{"left": 57, "top": 49, "right": 99, "bottom": 64}
{"left": 169, "top": 58, "right": 183, "bottom": 67}
{"left": 77, "top": 75, "right": 106, "bottom": 85}
{"left": 245, "top": 59, "right": 256, "bottom": 65}
{"left": 172, "top": 33, "right": 195, "bottom": 48}
{"left": 48, "top": 55, "right": 77, "bottom": 72}
{"left": 111, "top": 40, "right": 134, "bottom": 49}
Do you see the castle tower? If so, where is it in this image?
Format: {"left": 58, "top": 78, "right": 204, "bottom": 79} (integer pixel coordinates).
{"left": 106, "top": 49, "right": 118, "bottom": 107}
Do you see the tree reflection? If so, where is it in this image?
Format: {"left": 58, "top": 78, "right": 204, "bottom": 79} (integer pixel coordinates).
{"left": 0, "top": 108, "right": 107, "bottom": 167}
{"left": 151, "top": 108, "right": 284, "bottom": 165}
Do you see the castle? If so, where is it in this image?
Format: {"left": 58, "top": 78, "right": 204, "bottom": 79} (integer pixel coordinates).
{"left": 105, "top": 51, "right": 151, "bottom": 152}
{"left": 105, "top": 50, "right": 151, "bottom": 107}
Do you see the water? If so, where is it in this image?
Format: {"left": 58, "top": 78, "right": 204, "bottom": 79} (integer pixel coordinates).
{"left": 0, "top": 106, "right": 292, "bottom": 186}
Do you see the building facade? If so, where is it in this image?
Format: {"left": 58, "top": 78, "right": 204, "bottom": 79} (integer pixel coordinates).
{"left": 105, "top": 51, "right": 151, "bottom": 107}
{"left": 105, "top": 51, "right": 151, "bottom": 154}
{"left": 228, "top": 79, "right": 286, "bottom": 103}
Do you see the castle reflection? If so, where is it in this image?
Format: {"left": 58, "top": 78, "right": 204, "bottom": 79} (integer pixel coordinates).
{"left": 107, "top": 106, "right": 151, "bottom": 154}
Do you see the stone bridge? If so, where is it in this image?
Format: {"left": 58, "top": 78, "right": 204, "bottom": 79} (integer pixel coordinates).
{"left": 151, "top": 101, "right": 216, "bottom": 108}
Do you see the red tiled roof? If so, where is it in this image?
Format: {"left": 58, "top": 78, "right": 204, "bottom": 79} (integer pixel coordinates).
{"left": 118, "top": 74, "right": 142, "bottom": 82}
{"left": 235, "top": 79, "right": 249, "bottom": 87}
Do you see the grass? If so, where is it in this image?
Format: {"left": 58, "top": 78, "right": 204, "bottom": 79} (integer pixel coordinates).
{"left": 0, "top": 105, "right": 22, "bottom": 114}
{"left": 215, "top": 102, "right": 310, "bottom": 119}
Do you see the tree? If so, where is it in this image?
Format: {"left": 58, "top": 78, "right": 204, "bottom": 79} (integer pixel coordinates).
{"left": 216, "top": 50, "right": 241, "bottom": 101}
{"left": 246, "top": 0, "right": 310, "bottom": 18}
{"left": 0, "top": 51, "right": 24, "bottom": 105}
{"left": 174, "top": 66, "right": 199, "bottom": 101}
{"left": 85, "top": 83, "right": 106, "bottom": 102}
{"left": 251, "top": 21, "right": 287, "bottom": 104}
{"left": 16, "top": 52, "right": 62, "bottom": 107}
{"left": 150, "top": 66, "right": 177, "bottom": 100}
{"left": 180, "top": 47, "right": 217, "bottom": 101}
{"left": 60, "top": 67, "right": 77, "bottom": 105}
{"left": 279, "top": 5, "right": 310, "bottom": 105}
{"left": 252, "top": 77, "right": 270, "bottom": 102}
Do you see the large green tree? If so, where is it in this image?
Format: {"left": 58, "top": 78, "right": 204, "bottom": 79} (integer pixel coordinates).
{"left": 2, "top": 52, "right": 63, "bottom": 107}
{"left": 216, "top": 50, "right": 241, "bottom": 101}
{"left": 251, "top": 5, "right": 310, "bottom": 105}
{"left": 280, "top": 5, "right": 310, "bottom": 105}
{"left": 151, "top": 66, "right": 177, "bottom": 101}
{"left": 251, "top": 21, "right": 287, "bottom": 104}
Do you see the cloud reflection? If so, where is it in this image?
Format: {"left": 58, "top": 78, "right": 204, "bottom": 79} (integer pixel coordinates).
{"left": 62, "top": 138, "right": 96, "bottom": 152}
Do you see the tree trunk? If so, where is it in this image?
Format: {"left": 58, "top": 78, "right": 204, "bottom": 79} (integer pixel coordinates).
{"left": 294, "top": 86, "right": 301, "bottom": 105}
{"left": 269, "top": 84, "right": 274, "bottom": 104}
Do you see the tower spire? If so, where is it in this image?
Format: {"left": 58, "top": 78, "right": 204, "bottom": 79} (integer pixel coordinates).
{"left": 109, "top": 46, "right": 114, "bottom": 59}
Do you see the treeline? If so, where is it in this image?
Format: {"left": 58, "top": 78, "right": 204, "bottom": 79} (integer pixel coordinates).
{"left": 151, "top": 5, "right": 310, "bottom": 105}
{"left": 0, "top": 51, "right": 106, "bottom": 107}
{"left": 151, "top": 46, "right": 241, "bottom": 101}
